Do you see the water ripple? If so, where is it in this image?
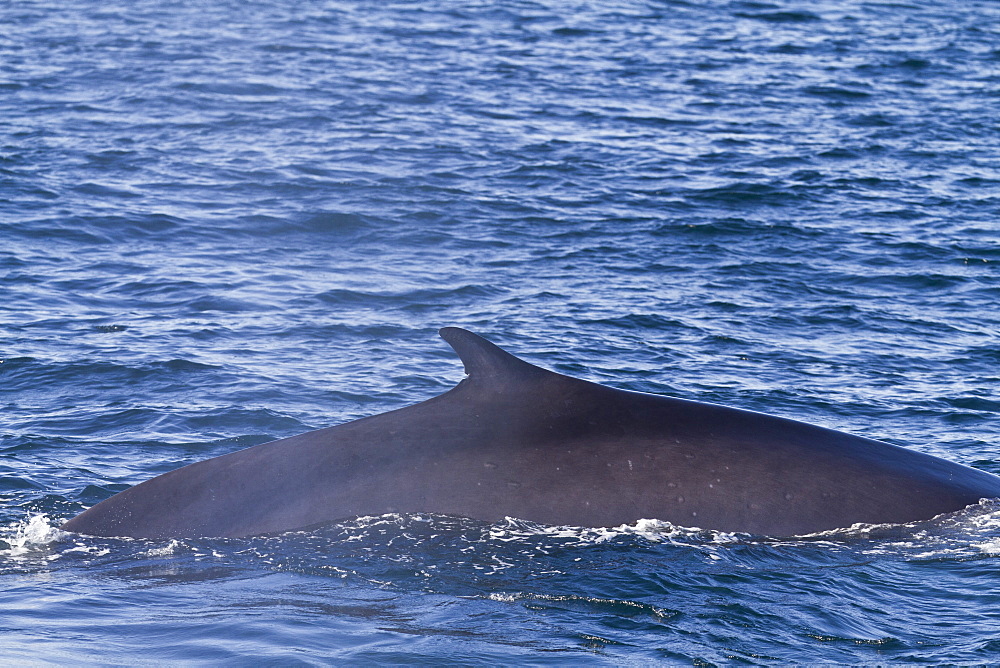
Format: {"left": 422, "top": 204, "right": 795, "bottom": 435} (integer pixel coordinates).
{"left": 2, "top": 0, "right": 999, "bottom": 662}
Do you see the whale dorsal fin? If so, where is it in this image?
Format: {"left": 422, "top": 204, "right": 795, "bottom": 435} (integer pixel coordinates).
{"left": 439, "top": 327, "right": 548, "bottom": 383}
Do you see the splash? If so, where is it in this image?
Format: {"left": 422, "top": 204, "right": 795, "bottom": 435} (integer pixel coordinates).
{"left": 143, "top": 540, "right": 184, "bottom": 557}
{"left": 1, "top": 514, "right": 67, "bottom": 558}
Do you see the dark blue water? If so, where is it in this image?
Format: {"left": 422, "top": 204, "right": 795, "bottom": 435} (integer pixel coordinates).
{"left": 3, "top": 0, "right": 1000, "bottom": 662}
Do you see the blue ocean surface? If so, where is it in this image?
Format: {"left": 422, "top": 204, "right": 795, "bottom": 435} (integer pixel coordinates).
{"left": 3, "top": 0, "right": 1000, "bottom": 662}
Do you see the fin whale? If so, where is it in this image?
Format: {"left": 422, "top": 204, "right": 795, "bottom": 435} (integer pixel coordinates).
{"left": 61, "top": 327, "right": 1000, "bottom": 539}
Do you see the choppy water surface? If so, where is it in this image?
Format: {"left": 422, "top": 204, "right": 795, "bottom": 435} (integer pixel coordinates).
{"left": 2, "top": 0, "right": 1000, "bottom": 663}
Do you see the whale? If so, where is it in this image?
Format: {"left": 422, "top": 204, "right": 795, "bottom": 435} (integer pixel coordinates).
{"left": 61, "top": 327, "right": 1000, "bottom": 539}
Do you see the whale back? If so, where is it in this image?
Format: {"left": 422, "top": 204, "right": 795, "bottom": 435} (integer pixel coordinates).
{"left": 61, "top": 328, "right": 1000, "bottom": 538}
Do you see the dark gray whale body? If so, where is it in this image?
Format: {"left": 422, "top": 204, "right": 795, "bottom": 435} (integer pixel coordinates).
{"left": 62, "top": 327, "right": 1000, "bottom": 539}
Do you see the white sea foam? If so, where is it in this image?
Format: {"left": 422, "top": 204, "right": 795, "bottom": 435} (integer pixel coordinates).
{"left": 789, "top": 500, "right": 1000, "bottom": 560}
{"left": 143, "top": 539, "right": 184, "bottom": 557}
{"left": 2, "top": 514, "right": 67, "bottom": 558}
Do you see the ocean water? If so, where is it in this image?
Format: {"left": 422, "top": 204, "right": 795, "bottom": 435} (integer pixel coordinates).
{"left": 2, "top": 0, "right": 1000, "bottom": 662}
